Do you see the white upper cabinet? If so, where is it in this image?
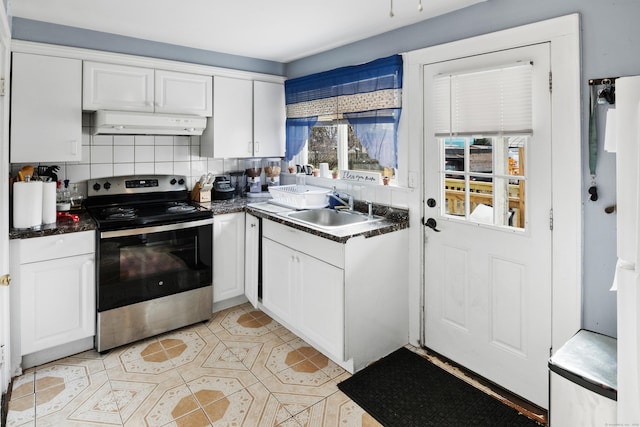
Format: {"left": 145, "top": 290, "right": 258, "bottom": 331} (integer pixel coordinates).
{"left": 201, "top": 76, "right": 285, "bottom": 158}
{"left": 83, "top": 61, "right": 212, "bottom": 116}
{"left": 154, "top": 70, "right": 212, "bottom": 116}
{"left": 205, "top": 76, "right": 253, "bottom": 158}
{"left": 83, "top": 61, "right": 154, "bottom": 112}
{"left": 11, "top": 53, "right": 83, "bottom": 163}
{"left": 253, "top": 80, "right": 286, "bottom": 157}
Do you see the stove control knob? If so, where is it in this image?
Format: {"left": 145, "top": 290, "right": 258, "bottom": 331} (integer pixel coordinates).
{"left": 92, "top": 183, "right": 101, "bottom": 191}
{"left": 178, "top": 178, "right": 185, "bottom": 185}
{"left": 170, "top": 178, "right": 177, "bottom": 185}
{"left": 104, "top": 182, "right": 112, "bottom": 190}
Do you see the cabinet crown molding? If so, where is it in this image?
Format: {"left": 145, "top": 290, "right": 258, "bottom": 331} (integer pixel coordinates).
{"left": 11, "top": 40, "right": 285, "bottom": 84}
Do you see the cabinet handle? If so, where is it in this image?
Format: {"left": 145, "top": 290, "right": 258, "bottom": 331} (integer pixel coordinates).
{"left": 70, "top": 140, "right": 79, "bottom": 156}
{"left": 250, "top": 223, "right": 256, "bottom": 228}
{"left": 248, "top": 142, "right": 252, "bottom": 153}
{"left": 255, "top": 141, "right": 260, "bottom": 153}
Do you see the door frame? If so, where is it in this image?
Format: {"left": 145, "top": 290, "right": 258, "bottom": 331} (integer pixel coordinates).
{"left": 0, "top": 0, "right": 12, "bottom": 404}
{"left": 404, "top": 14, "right": 581, "bottom": 354}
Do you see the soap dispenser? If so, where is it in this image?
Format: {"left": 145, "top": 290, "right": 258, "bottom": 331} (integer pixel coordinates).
{"left": 328, "top": 187, "right": 340, "bottom": 209}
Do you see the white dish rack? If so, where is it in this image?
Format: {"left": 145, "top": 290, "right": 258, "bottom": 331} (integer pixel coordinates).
{"left": 268, "top": 184, "right": 331, "bottom": 209}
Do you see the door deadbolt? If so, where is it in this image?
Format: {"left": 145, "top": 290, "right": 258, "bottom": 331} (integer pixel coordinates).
{"left": 427, "top": 198, "right": 437, "bottom": 208}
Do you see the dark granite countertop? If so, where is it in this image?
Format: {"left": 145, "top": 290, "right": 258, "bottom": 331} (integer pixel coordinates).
{"left": 9, "top": 196, "right": 409, "bottom": 244}
{"left": 9, "top": 210, "right": 97, "bottom": 240}
{"left": 245, "top": 199, "right": 409, "bottom": 244}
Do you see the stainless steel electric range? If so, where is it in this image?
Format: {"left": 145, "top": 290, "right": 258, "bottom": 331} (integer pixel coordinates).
{"left": 84, "top": 175, "right": 213, "bottom": 352}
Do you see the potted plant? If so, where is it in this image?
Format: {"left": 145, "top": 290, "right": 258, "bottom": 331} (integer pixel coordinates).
{"left": 332, "top": 168, "right": 339, "bottom": 179}
{"left": 383, "top": 176, "right": 390, "bottom": 185}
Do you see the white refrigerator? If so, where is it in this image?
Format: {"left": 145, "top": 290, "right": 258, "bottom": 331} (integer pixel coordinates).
{"left": 613, "top": 76, "right": 640, "bottom": 425}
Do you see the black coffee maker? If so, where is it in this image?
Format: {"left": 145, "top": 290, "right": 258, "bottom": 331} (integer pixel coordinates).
{"left": 212, "top": 176, "right": 235, "bottom": 200}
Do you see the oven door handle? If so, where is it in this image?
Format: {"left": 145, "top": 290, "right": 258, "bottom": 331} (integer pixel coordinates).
{"left": 101, "top": 218, "right": 214, "bottom": 239}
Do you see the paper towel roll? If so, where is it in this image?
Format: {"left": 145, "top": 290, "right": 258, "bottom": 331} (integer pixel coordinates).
{"left": 42, "top": 181, "right": 57, "bottom": 224}
{"left": 604, "top": 108, "right": 617, "bottom": 153}
{"left": 13, "top": 181, "right": 43, "bottom": 229}
{"left": 614, "top": 76, "right": 640, "bottom": 264}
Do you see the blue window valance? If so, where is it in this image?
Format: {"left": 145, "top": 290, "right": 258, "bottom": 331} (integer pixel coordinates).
{"left": 284, "top": 54, "right": 403, "bottom": 169}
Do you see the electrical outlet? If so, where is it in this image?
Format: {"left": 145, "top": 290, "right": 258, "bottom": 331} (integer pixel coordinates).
{"left": 408, "top": 171, "right": 418, "bottom": 188}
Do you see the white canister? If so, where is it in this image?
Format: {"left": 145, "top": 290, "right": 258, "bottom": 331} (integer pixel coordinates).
{"left": 42, "top": 181, "right": 57, "bottom": 224}
{"left": 13, "top": 181, "right": 43, "bottom": 229}
{"left": 319, "top": 163, "right": 330, "bottom": 178}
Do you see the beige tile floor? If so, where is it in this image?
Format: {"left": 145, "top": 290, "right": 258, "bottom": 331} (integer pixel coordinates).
{"left": 5, "top": 303, "right": 384, "bottom": 427}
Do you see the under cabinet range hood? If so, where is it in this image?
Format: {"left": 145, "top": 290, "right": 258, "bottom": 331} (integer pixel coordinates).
{"left": 92, "top": 110, "right": 207, "bottom": 136}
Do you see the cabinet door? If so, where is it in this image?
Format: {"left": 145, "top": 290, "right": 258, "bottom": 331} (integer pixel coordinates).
{"left": 155, "top": 70, "right": 212, "bottom": 116}
{"left": 253, "top": 80, "right": 285, "bottom": 157}
{"left": 11, "top": 53, "right": 82, "bottom": 163}
{"left": 213, "top": 212, "right": 246, "bottom": 302}
{"left": 262, "top": 238, "right": 297, "bottom": 325}
{"left": 298, "top": 251, "right": 344, "bottom": 360}
{"left": 207, "top": 75, "right": 253, "bottom": 158}
{"left": 83, "top": 61, "right": 154, "bottom": 112}
{"left": 20, "top": 254, "right": 95, "bottom": 355}
{"left": 244, "top": 214, "right": 260, "bottom": 308}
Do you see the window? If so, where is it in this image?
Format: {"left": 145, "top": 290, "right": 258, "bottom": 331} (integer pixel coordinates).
{"left": 442, "top": 136, "right": 527, "bottom": 229}
{"left": 285, "top": 55, "right": 402, "bottom": 179}
{"left": 433, "top": 61, "right": 533, "bottom": 230}
{"left": 292, "top": 122, "right": 394, "bottom": 177}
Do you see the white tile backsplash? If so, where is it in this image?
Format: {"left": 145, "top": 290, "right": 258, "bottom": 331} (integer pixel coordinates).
{"left": 90, "top": 145, "right": 113, "bottom": 164}
{"left": 135, "top": 135, "right": 154, "bottom": 145}
{"left": 174, "top": 145, "right": 190, "bottom": 162}
{"left": 113, "top": 163, "right": 135, "bottom": 176}
{"left": 11, "top": 115, "right": 273, "bottom": 192}
{"left": 155, "top": 135, "right": 173, "bottom": 146}
{"left": 91, "top": 163, "right": 113, "bottom": 179}
{"left": 154, "top": 162, "right": 174, "bottom": 175}
{"left": 154, "top": 145, "right": 173, "bottom": 162}
{"left": 135, "top": 145, "right": 154, "bottom": 162}
{"left": 135, "top": 162, "right": 155, "bottom": 174}
{"left": 113, "top": 146, "right": 134, "bottom": 163}
{"left": 92, "top": 135, "right": 113, "bottom": 146}
{"left": 114, "top": 135, "right": 135, "bottom": 146}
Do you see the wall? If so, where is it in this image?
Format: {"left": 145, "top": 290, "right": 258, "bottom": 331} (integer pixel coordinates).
{"left": 285, "top": 0, "right": 640, "bottom": 338}
{"left": 11, "top": 18, "right": 285, "bottom": 77}
{"left": 11, "top": 0, "right": 640, "bottom": 337}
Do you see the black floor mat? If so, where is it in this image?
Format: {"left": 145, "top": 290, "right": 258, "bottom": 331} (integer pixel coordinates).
{"left": 338, "top": 347, "right": 541, "bottom": 427}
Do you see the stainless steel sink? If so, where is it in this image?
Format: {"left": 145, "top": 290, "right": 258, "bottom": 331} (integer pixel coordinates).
{"left": 283, "top": 208, "right": 381, "bottom": 229}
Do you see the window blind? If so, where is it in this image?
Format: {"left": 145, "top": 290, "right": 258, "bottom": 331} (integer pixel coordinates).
{"left": 284, "top": 54, "right": 403, "bottom": 168}
{"left": 434, "top": 62, "right": 533, "bottom": 136}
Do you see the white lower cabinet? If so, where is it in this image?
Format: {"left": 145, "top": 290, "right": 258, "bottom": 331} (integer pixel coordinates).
{"left": 261, "top": 219, "right": 408, "bottom": 373}
{"left": 10, "top": 231, "right": 95, "bottom": 361}
{"left": 213, "top": 212, "right": 246, "bottom": 303}
{"left": 263, "top": 236, "right": 344, "bottom": 362}
{"left": 20, "top": 253, "right": 95, "bottom": 354}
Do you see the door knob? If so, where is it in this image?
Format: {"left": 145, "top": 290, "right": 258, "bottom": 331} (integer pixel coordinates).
{"left": 0, "top": 274, "right": 11, "bottom": 286}
{"left": 422, "top": 217, "right": 441, "bottom": 232}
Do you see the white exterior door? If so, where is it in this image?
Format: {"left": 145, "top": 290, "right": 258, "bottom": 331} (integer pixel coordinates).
{"left": 0, "top": 5, "right": 10, "bottom": 408}
{"left": 423, "top": 43, "right": 552, "bottom": 408}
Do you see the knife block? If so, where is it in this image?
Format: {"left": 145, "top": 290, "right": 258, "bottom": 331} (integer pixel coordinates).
{"left": 191, "top": 182, "right": 211, "bottom": 203}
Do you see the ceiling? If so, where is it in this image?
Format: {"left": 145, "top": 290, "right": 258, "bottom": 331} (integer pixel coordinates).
{"left": 9, "top": 0, "right": 484, "bottom": 63}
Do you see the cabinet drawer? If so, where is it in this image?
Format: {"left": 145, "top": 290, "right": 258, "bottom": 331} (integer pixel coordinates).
{"left": 19, "top": 231, "right": 95, "bottom": 264}
{"left": 263, "top": 219, "right": 344, "bottom": 268}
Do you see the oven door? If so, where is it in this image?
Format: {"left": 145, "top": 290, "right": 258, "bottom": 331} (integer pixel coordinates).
{"left": 97, "top": 218, "right": 213, "bottom": 312}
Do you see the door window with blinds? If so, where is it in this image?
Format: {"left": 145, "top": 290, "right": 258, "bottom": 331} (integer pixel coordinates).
{"left": 433, "top": 62, "right": 532, "bottom": 230}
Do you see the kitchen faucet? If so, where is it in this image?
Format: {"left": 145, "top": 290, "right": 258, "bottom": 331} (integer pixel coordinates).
{"left": 328, "top": 191, "right": 354, "bottom": 211}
